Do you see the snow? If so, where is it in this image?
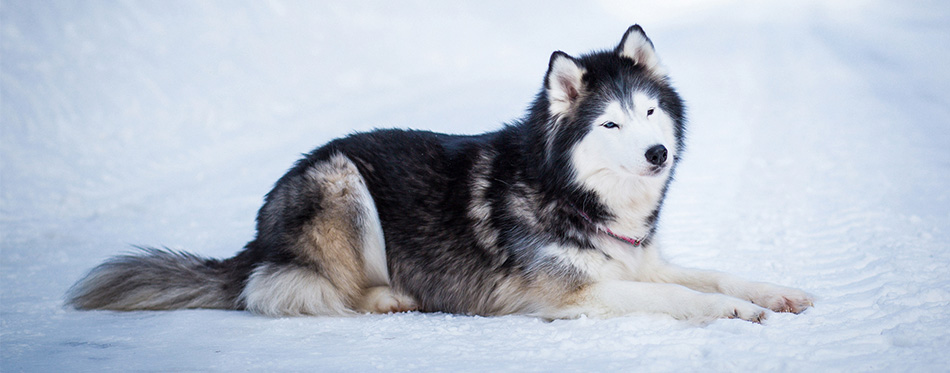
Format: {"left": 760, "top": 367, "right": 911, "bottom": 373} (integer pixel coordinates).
{"left": 2, "top": 0, "right": 949, "bottom": 371}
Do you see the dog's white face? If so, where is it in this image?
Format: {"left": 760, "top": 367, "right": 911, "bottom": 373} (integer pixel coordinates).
{"left": 543, "top": 25, "right": 677, "bottom": 207}
{"left": 571, "top": 94, "right": 677, "bottom": 184}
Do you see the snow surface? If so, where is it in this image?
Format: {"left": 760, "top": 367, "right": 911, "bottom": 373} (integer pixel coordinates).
{"left": 3, "top": 0, "right": 950, "bottom": 371}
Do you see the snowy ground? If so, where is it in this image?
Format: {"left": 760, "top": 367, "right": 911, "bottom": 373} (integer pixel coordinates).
{"left": 3, "top": 1, "right": 949, "bottom": 371}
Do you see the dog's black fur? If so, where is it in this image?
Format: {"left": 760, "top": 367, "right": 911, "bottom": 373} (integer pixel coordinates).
{"left": 67, "top": 25, "right": 691, "bottom": 316}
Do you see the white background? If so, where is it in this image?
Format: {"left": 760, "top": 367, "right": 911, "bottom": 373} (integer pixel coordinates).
{"left": 2, "top": 1, "right": 949, "bottom": 371}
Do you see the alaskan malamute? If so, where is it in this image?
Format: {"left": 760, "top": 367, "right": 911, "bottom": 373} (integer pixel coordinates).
{"left": 67, "top": 25, "right": 813, "bottom": 322}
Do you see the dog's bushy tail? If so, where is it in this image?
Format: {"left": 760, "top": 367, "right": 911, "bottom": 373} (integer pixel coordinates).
{"left": 65, "top": 247, "right": 237, "bottom": 311}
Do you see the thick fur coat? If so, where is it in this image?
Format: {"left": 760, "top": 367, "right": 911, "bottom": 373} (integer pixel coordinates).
{"left": 67, "top": 25, "right": 813, "bottom": 322}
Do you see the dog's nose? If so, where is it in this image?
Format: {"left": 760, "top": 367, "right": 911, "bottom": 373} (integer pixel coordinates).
{"left": 645, "top": 145, "right": 667, "bottom": 166}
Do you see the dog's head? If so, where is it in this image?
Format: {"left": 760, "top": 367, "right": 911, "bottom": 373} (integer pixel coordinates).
{"left": 537, "top": 25, "right": 686, "bottom": 201}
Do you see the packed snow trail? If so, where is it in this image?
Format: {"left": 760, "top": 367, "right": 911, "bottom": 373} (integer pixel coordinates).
{"left": 2, "top": 1, "right": 949, "bottom": 371}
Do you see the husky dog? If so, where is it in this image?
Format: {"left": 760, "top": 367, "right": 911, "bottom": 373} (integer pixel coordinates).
{"left": 67, "top": 25, "right": 813, "bottom": 322}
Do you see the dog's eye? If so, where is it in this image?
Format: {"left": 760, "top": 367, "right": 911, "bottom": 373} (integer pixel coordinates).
{"left": 646, "top": 108, "right": 655, "bottom": 116}
{"left": 601, "top": 121, "right": 620, "bottom": 129}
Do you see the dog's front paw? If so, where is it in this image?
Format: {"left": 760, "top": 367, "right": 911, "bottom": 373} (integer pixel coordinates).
{"left": 712, "top": 296, "right": 769, "bottom": 323}
{"left": 747, "top": 284, "right": 814, "bottom": 314}
{"left": 683, "top": 294, "right": 769, "bottom": 323}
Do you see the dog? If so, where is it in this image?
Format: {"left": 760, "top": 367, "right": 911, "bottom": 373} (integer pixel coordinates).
{"left": 66, "top": 25, "right": 814, "bottom": 322}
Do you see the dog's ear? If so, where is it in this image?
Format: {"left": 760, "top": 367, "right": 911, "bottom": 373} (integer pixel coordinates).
{"left": 545, "top": 51, "right": 585, "bottom": 116}
{"left": 616, "top": 25, "right": 667, "bottom": 76}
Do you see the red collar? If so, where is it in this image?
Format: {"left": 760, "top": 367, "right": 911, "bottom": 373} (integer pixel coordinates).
{"left": 574, "top": 207, "right": 643, "bottom": 247}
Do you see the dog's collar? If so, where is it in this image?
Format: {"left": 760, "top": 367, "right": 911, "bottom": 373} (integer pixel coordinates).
{"left": 573, "top": 206, "right": 643, "bottom": 247}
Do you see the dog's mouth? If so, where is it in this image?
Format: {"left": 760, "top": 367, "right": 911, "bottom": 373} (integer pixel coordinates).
{"left": 640, "top": 164, "right": 667, "bottom": 177}
{"left": 619, "top": 164, "right": 667, "bottom": 178}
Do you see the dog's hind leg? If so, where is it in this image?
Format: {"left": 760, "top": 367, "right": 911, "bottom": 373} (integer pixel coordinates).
{"left": 241, "top": 153, "right": 410, "bottom": 316}
{"left": 358, "top": 286, "right": 418, "bottom": 313}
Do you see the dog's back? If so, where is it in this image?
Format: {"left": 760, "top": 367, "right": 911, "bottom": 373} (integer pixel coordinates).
{"left": 68, "top": 25, "right": 813, "bottom": 322}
